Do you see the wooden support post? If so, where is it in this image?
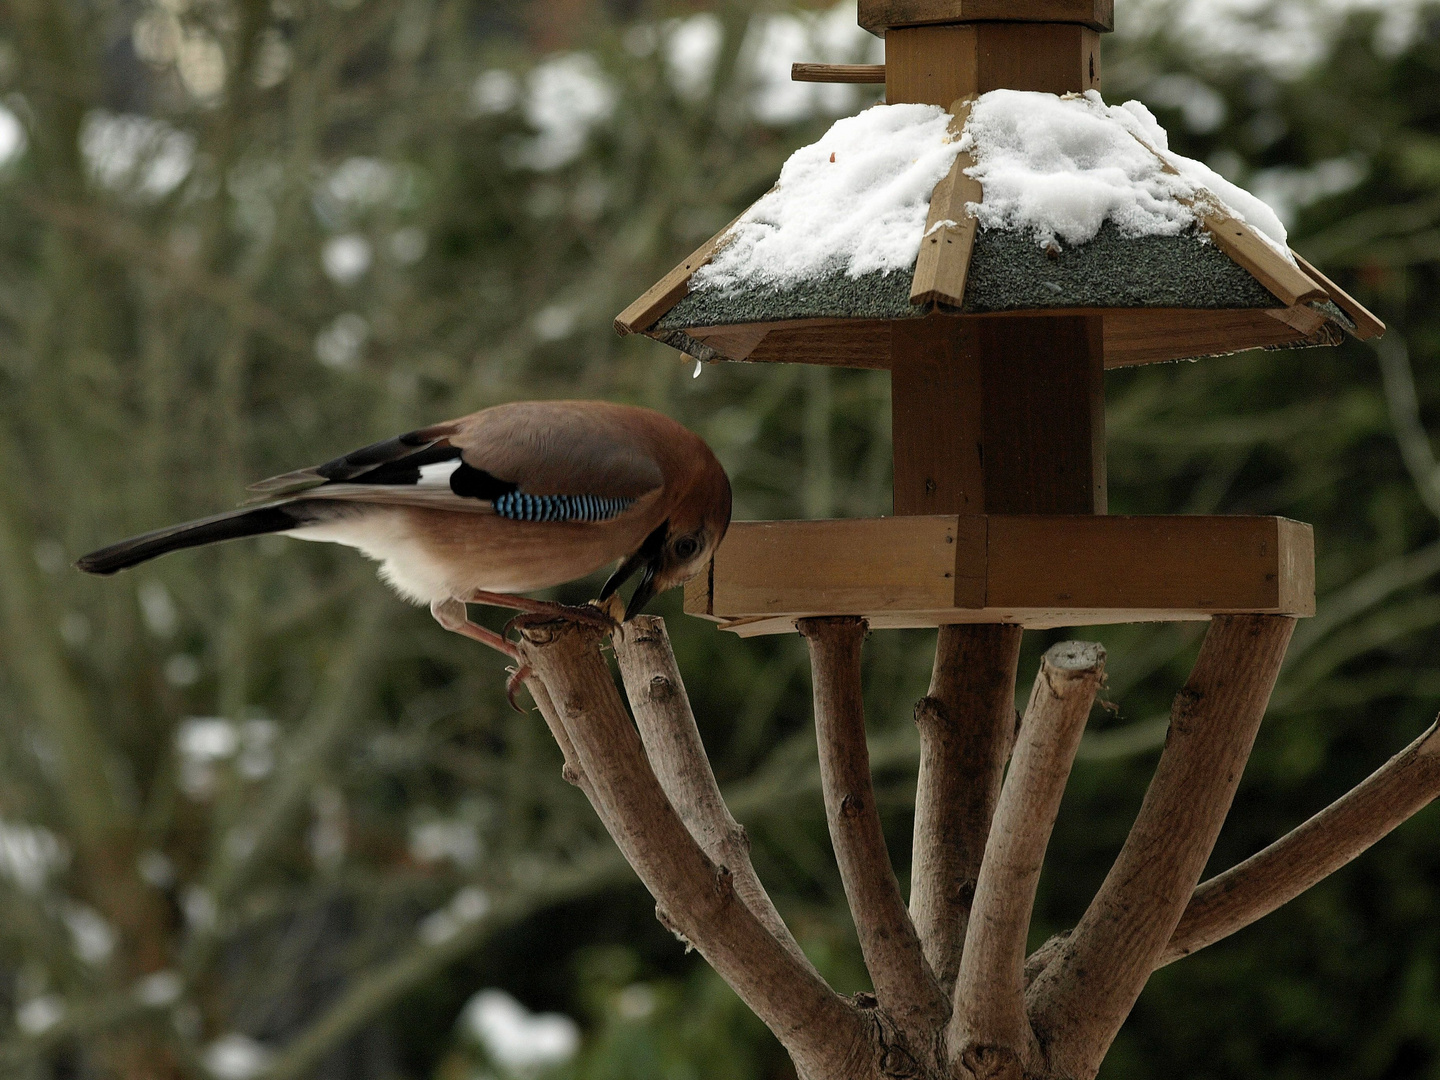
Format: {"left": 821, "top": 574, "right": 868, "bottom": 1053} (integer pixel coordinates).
{"left": 885, "top": 23, "right": 1102, "bottom": 104}
{"left": 892, "top": 316, "right": 1107, "bottom": 516}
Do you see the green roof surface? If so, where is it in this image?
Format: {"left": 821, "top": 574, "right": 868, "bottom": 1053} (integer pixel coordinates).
{"left": 658, "top": 223, "right": 1281, "bottom": 332}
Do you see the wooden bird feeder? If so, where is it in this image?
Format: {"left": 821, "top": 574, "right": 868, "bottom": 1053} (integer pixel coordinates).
{"left": 511, "top": 6, "right": 1440, "bottom": 1080}
{"left": 617, "top": 0, "right": 1382, "bottom": 637}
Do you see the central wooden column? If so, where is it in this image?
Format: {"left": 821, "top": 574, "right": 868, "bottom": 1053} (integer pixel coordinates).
{"left": 883, "top": 0, "right": 1111, "bottom": 517}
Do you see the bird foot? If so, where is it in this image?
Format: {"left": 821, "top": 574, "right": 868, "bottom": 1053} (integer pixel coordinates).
{"left": 467, "top": 589, "right": 617, "bottom": 634}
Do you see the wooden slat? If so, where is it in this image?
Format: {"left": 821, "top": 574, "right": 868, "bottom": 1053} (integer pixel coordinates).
{"left": 708, "top": 516, "right": 987, "bottom": 617}
{"left": 1102, "top": 307, "right": 1309, "bottom": 368}
{"left": 860, "top": 0, "right": 1114, "bottom": 33}
{"left": 1266, "top": 303, "right": 1328, "bottom": 336}
{"left": 685, "top": 514, "right": 1315, "bottom": 636}
{"left": 912, "top": 99, "right": 981, "bottom": 308}
{"left": 687, "top": 323, "right": 772, "bottom": 361}
{"left": 656, "top": 306, "right": 1337, "bottom": 372}
{"left": 744, "top": 320, "right": 892, "bottom": 369}
{"left": 1290, "top": 250, "right": 1386, "bottom": 340}
{"left": 891, "top": 319, "right": 985, "bottom": 514}
{"left": 791, "top": 63, "right": 887, "bottom": 83}
{"left": 615, "top": 209, "right": 750, "bottom": 336}
{"left": 1195, "top": 208, "right": 1326, "bottom": 309}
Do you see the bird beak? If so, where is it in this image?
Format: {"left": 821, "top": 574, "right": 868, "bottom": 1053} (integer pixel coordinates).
{"left": 599, "top": 549, "right": 645, "bottom": 602}
{"left": 624, "top": 561, "right": 660, "bottom": 621}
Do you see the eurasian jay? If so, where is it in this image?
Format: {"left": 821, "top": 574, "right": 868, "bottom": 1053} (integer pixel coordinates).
{"left": 77, "top": 401, "right": 732, "bottom": 670}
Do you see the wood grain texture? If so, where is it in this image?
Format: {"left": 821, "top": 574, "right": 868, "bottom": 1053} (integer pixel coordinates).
{"left": 1025, "top": 616, "right": 1295, "bottom": 1080}
{"left": 613, "top": 616, "right": 817, "bottom": 978}
{"left": 860, "top": 0, "right": 1114, "bottom": 34}
{"left": 892, "top": 319, "right": 986, "bottom": 515}
{"left": 977, "top": 315, "right": 1106, "bottom": 514}
{"left": 791, "top": 63, "right": 887, "bottom": 83}
{"left": 911, "top": 99, "right": 982, "bottom": 308}
{"left": 885, "top": 23, "right": 1101, "bottom": 105}
{"left": 1290, "top": 250, "right": 1386, "bottom": 340}
{"left": 910, "top": 625, "right": 1024, "bottom": 995}
{"left": 517, "top": 623, "right": 867, "bottom": 1077}
{"left": 952, "top": 642, "right": 1106, "bottom": 1074}
{"left": 1162, "top": 719, "right": 1440, "bottom": 966}
{"left": 684, "top": 515, "right": 1317, "bottom": 634}
{"left": 798, "top": 617, "right": 951, "bottom": 1036}
{"left": 655, "top": 308, "right": 1329, "bottom": 372}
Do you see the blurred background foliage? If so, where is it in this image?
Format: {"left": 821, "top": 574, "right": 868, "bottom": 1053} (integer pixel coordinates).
{"left": 0, "top": 0, "right": 1438, "bottom": 1076}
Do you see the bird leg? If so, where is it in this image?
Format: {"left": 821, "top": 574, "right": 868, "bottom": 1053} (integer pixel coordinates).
{"left": 429, "top": 598, "right": 531, "bottom": 712}
{"left": 465, "top": 589, "right": 618, "bottom": 633}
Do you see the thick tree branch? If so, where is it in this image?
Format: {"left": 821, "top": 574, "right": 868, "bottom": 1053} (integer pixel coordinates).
{"left": 952, "top": 642, "right": 1105, "bottom": 1076}
{"left": 910, "top": 624, "right": 1023, "bottom": 995}
{"left": 519, "top": 622, "right": 869, "bottom": 1080}
{"left": 798, "top": 617, "right": 950, "bottom": 1038}
{"left": 1163, "top": 716, "right": 1440, "bottom": 965}
{"left": 1027, "top": 615, "right": 1294, "bottom": 1080}
{"left": 613, "top": 616, "right": 819, "bottom": 978}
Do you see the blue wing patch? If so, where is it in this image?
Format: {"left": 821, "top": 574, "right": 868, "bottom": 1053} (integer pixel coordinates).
{"left": 493, "top": 492, "right": 635, "bottom": 523}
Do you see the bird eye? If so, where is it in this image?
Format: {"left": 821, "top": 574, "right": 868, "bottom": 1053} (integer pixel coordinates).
{"left": 672, "top": 536, "right": 701, "bottom": 560}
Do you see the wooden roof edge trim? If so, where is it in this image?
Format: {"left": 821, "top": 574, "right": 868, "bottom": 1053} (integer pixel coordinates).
{"left": 911, "top": 97, "right": 981, "bottom": 307}
{"left": 1121, "top": 127, "right": 1326, "bottom": 308}
{"left": 614, "top": 208, "right": 752, "bottom": 336}
{"left": 1289, "top": 250, "right": 1386, "bottom": 340}
{"left": 1195, "top": 207, "right": 1326, "bottom": 309}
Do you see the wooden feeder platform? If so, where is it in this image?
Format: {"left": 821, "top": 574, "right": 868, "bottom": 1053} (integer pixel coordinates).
{"left": 685, "top": 514, "right": 1314, "bottom": 636}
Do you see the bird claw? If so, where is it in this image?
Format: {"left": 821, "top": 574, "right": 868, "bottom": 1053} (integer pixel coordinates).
{"left": 504, "top": 664, "right": 533, "bottom": 714}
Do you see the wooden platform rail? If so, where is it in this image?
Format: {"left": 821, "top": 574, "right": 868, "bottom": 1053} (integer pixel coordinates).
{"left": 684, "top": 514, "right": 1315, "bottom": 636}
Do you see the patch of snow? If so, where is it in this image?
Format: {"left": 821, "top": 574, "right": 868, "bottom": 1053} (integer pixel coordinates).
{"left": 409, "top": 817, "right": 482, "bottom": 869}
{"left": 322, "top": 234, "right": 372, "bottom": 285}
{"left": 204, "top": 1034, "right": 273, "bottom": 1080}
{"left": 64, "top": 903, "right": 115, "bottom": 964}
{"left": 315, "top": 312, "right": 369, "bottom": 371}
{"left": 16, "top": 995, "right": 64, "bottom": 1036}
{"left": 463, "top": 989, "right": 580, "bottom": 1073}
{"left": 1248, "top": 156, "right": 1367, "bottom": 227}
{"left": 694, "top": 103, "right": 962, "bottom": 291}
{"left": 692, "top": 90, "right": 1297, "bottom": 292}
{"left": 665, "top": 14, "right": 724, "bottom": 102}
{"left": 0, "top": 104, "right": 25, "bottom": 168}
{"left": 418, "top": 886, "right": 491, "bottom": 945}
{"left": 80, "top": 111, "right": 194, "bottom": 199}
{"left": 1122, "top": 0, "right": 1425, "bottom": 75}
{"left": 135, "top": 970, "right": 183, "bottom": 1007}
{"left": 744, "top": 2, "right": 883, "bottom": 126}
{"left": 516, "top": 53, "right": 615, "bottom": 171}
{"left": 471, "top": 69, "right": 520, "bottom": 115}
{"left": 0, "top": 817, "right": 68, "bottom": 893}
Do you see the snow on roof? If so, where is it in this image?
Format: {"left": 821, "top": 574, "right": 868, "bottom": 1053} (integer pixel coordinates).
{"left": 965, "top": 90, "right": 1292, "bottom": 260}
{"left": 692, "top": 103, "right": 963, "bottom": 293}
{"left": 691, "top": 90, "right": 1293, "bottom": 297}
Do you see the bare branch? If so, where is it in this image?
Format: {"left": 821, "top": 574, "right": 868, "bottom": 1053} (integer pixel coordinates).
{"left": 910, "top": 624, "right": 1023, "bottom": 995}
{"left": 519, "top": 622, "right": 868, "bottom": 1080}
{"left": 1027, "top": 616, "right": 1294, "bottom": 1080}
{"left": 798, "top": 617, "right": 950, "bottom": 1036}
{"left": 613, "top": 616, "right": 818, "bottom": 978}
{"left": 952, "top": 641, "right": 1105, "bottom": 1074}
{"left": 1163, "top": 717, "right": 1440, "bottom": 965}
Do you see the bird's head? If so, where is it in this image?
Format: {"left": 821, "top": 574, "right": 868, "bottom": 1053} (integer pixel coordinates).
{"left": 600, "top": 452, "right": 732, "bottom": 621}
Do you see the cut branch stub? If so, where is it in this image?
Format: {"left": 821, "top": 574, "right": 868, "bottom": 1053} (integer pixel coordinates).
{"left": 798, "top": 616, "right": 951, "bottom": 1037}
{"left": 516, "top": 621, "right": 868, "bottom": 1079}
{"left": 910, "top": 624, "right": 1023, "bottom": 994}
{"left": 1027, "top": 615, "right": 1294, "bottom": 1080}
{"left": 613, "top": 616, "right": 818, "bottom": 978}
{"left": 952, "top": 641, "right": 1105, "bottom": 1073}
{"left": 1164, "top": 716, "right": 1440, "bottom": 965}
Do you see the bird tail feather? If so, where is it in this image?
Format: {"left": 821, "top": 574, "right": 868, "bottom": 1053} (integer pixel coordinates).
{"left": 75, "top": 504, "right": 311, "bottom": 575}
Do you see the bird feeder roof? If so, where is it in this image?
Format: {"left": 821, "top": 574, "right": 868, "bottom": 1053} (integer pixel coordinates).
{"left": 617, "top": 91, "right": 1382, "bottom": 370}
